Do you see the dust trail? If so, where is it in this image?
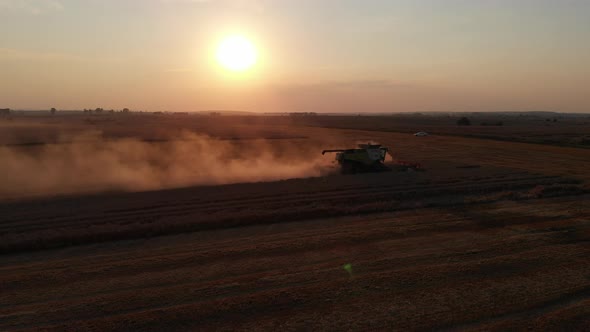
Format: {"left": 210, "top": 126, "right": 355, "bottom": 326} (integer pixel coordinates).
{"left": 0, "top": 132, "right": 332, "bottom": 199}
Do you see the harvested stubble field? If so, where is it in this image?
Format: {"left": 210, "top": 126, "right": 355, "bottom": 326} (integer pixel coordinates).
{"left": 1, "top": 114, "right": 589, "bottom": 331}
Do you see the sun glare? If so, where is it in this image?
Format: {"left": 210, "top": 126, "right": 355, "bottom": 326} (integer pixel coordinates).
{"left": 216, "top": 35, "right": 257, "bottom": 72}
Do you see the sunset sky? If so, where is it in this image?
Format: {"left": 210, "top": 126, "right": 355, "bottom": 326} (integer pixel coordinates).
{"left": 1, "top": 0, "right": 589, "bottom": 113}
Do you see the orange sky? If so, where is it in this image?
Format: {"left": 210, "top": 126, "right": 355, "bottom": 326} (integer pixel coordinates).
{"left": 1, "top": 0, "right": 589, "bottom": 113}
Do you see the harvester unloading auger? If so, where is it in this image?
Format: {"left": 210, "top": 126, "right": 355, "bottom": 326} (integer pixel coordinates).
{"left": 322, "top": 143, "right": 421, "bottom": 174}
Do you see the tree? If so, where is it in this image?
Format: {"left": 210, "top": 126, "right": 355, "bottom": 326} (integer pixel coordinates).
{"left": 122, "top": 108, "right": 130, "bottom": 113}
{"left": 50, "top": 108, "right": 57, "bottom": 115}
{"left": 457, "top": 117, "right": 471, "bottom": 126}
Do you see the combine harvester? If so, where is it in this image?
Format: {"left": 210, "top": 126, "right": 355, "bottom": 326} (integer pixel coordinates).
{"left": 322, "top": 143, "right": 421, "bottom": 174}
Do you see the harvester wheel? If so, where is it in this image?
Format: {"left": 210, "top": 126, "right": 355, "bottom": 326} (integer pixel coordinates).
{"left": 341, "top": 161, "right": 357, "bottom": 175}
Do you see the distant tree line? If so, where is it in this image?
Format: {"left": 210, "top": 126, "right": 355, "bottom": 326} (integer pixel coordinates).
{"left": 83, "top": 108, "right": 130, "bottom": 114}
{"left": 456, "top": 117, "right": 507, "bottom": 126}
{"left": 151, "top": 111, "right": 191, "bottom": 115}
{"left": 289, "top": 112, "right": 317, "bottom": 117}
{"left": 456, "top": 117, "right": 471, "bottom": 126}
{"left": 480, "top": 121, "right": 503, "bottom": 126}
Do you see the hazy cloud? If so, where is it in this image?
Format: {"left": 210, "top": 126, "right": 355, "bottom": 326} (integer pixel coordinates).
{"left": 0, "top": 0, "right": 63, "bottom": 15}
{"left": 159, "top": 0, "right": 211, "bottom": 3}
{"left": 0, "top": 48, "right": 83, "bottom": 62}
{"left": 0, "top": 48, "right": 123, "bottom": 64}
{"left": 158, "top": 0, "right": 265, "bottom": 11}
{"left": 163, "top": 67, "right": 195, "bottom": 73}
{"left": 265, "top": 80, "right": 488, "bottom": 113}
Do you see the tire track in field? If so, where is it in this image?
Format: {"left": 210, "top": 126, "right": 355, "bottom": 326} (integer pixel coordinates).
{"left": 2, "top": 220, "right": 589, "bottom": 330}
{"left": 0, "top": 175, "right": 562, "bottom": 231}
{"left": 0, "top": 174, "right": 577, "bottom": 254}
{"left": 1, "top": 197, "right": 589, "bottom": 331}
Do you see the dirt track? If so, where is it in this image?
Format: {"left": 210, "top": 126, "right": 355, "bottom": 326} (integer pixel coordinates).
{"left": 1, "top": 195, "right": 589, "bottom": 331}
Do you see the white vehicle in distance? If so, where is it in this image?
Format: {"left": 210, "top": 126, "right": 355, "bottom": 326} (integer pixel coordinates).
{"left": 414, "top": 131, "right": 429, "bottom": 137}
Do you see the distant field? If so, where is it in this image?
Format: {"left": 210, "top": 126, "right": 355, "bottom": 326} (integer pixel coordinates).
{"left": 1, "top": 113, "right": 589, "bottom": 330}
{"left": 2, "top": 113, "right": 590, "bottom": 148}
{"left": 0, "top": 114, "right": 310, "bottom": 145}
{"left": 290, "top": 114, "right": 590, "bottom": 148}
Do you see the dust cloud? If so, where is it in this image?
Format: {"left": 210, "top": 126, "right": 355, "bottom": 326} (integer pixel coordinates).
{"left": 0, "top": 132, "right": 332, "bottom": 199}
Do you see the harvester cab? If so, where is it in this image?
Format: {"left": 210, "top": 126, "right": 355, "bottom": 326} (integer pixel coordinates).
{"left": 322, "top": 143, "right": 390, "bottom": 174}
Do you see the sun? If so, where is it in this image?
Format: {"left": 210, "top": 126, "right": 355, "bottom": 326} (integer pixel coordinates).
{"left": 216, "top": 35, "right": 257, "bottom": 72}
